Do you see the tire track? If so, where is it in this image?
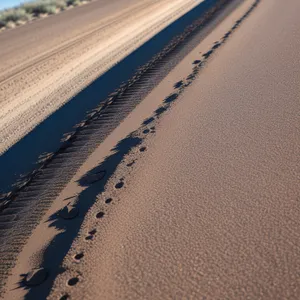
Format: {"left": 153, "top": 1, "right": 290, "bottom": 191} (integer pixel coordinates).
{"left": 0, "top": 0, "right": 202, "bottom": 155}
{"left": 0, "top": 0, "right": 162, "bottom": 86}
{"left": 0, "top": 0, "right": 246, "bottom": 295}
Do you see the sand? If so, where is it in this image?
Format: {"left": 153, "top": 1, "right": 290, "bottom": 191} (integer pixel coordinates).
{"left": 0, "top": 0, "right": 204, "bottom": 155}
{"left": 48, "top": 0, "right": 299, "bottom": 298}
{"left": 2, "top": 0, "right": 300, "bottom": 298}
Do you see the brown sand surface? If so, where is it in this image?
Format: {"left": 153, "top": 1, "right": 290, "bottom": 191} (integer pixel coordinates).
{"left": 0, "top": 0, "right": 203, "bottom": 154}
{"left": 2, "top": 0, "right": 300, "bottom": 298}
{"left": 47, "top": 0, "right": 299, "bottom": 298}
{"left": 1, "top": 0, "right": 241, "bottom": 297}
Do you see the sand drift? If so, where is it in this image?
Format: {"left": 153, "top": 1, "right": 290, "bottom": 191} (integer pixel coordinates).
{"left": 0, "top": 0, "right": 203, "bottom": 155}
{"left": 0, "top": 0, "right": 205, "bottom": 195}
{"left": 0, "top": 0, "right": 237, "bottom": 295}
{"left": 3, "top": 0, "right": 299, "bottom": 299}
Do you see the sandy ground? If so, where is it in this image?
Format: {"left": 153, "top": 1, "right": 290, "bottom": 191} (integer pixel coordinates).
{"left": 46, "top": 0, "right": 299, "bottom": 298}
{"left": 0, "top": 0, "right": 204, "bottom": 155}
{"left": 2, "top": 0, "right": 300, "bottom": 298}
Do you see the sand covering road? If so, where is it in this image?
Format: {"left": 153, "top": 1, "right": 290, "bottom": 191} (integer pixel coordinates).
{"left": 0, "top": 0, "right": 204, "bottom": 154}
{"left": 1, "top": 0, "right": 300, "bottom": 298}
{"left": 48, "top": 0, "right": 300, "bottom": 298}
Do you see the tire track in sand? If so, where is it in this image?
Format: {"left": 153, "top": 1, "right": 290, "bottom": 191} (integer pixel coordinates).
{"left": 0, "top": 0, "right": 249, "bottom": 295}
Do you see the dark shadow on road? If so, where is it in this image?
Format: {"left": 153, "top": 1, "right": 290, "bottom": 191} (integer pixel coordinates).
{"left": 21, "top": 135, "right": 142, "bottom": 300}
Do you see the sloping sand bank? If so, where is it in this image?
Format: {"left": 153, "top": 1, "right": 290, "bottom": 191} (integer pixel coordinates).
{"left": 2, "top": 0, "right": 300, "bottom": 298}
{"left": 47, "top": 0, "right": 299, "bottom": 298}
{"left": 0, "top": 0, "right": 209, "bottom": 196}
{"left": 0, "top": 0, "right": 203, "bottom": 156}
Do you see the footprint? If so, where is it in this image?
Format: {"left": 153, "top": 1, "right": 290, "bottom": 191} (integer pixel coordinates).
{"left": 139, "top": 146, "right": 147, "bottom": 152}
{"left": 85, "top": 235, "right": 93, "bottom": 241}
{"left": 115, "top": 182, "right": 124, "bottom": 189}
{"left": 174, "top": 80, "right": 183, "bottom": 89}
{"left": 223, "top": 31, "right": 232, "bottom": 40}
{"left": 88, "top": 229, "right": 97, "bottom": 235}
{"left": 96, "top": 212, "right": 105, "bottom": 219}
{"left": 67, "top": 277, "right": 79, "bottom": 286}
{"left": 74, "top": 253, "right": 84, "bottom": 261}
{"left": 193, "top": 60, "right": 201, "bottom": 65}
{"left": 212, "top": 42, "right": 221, "bottom": 50}
{"left": 143, "top": 129, "right": 150, "bottom": 134}
{"left": 105, "top": 198, "right": 112, "bottom": 204}
{"left": 60, "top": 294, "right": 70, "bottom": 300}
{"left": 155, "top": 106, "right": 167, "bottom": 116}
{"left": 143, "top": 117, "right": 155, "bottom": 126}
{"left": 202, "top": 49, "right": 213, "bottom": 59}
{"left": 164, "top": 93, "right": 178, "bottom": 104}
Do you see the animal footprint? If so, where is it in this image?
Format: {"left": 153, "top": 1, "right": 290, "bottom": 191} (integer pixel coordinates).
{"left": 139, "top": 146, "right": 147, "bottom": 152}
{"left": 67, "top": 277, "right": 79, "bottom": 286}
{"left": 74, "top": 253, "right": 84, "bottom": 261}
{"left": 115, "top": 181, "right": 124, "bottom": 189}
{"left": 96, "top": 212, "right": 105, "bottom": 219}
{"left": 105, "top": 198, "right": 112, "bottom": 204}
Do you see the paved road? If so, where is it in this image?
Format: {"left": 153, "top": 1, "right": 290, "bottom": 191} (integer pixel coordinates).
{"left": 50, "top": 0, "right": 300, "bottom": 298}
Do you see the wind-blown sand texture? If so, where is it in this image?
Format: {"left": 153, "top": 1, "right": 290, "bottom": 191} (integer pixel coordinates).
{"left": 0, "top": 0, "right": 204, "bottom": 155}
{"left": 49, "top": 0, "right": 299, "bottom": 298}
{"left": 1, "top": 0, "right": 300, "bottom": 299}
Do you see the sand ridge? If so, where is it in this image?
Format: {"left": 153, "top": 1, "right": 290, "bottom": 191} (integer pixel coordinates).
{"left": 48, "top": 0, "right": 300, "bottom": 298}
{"left": 0, "top": 0, "right": 204, "bottom": 155}
{"left": 1, "top": 0, "right": 238, "bottom": 297}
{"left": 0, "top": 0, "right": 252, "bottom": 298}
{"left": 2, "top": 0, "right": 300, "bottom": 298}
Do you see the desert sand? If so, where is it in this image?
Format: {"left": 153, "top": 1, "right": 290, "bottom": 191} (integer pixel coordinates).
{"left": 1, "top": 0, "right": 300, "bottom": 299}
{"left": 49, "top": 0, "right": 300, "bottom": 298}
{"left": 0, "top": 0, "right": 203, "bottom": 155}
